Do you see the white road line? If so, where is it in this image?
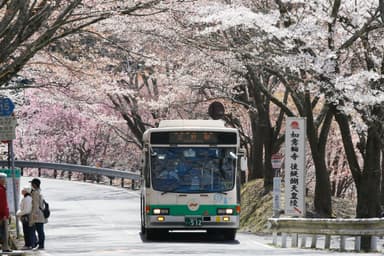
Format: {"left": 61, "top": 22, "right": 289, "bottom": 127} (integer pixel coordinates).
{"left": 238, "top": 233, "right": 275, "bottom": 249}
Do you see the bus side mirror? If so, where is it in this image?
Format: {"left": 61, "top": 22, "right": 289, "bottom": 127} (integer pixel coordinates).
{"left": 238, "top": 148, "right": 247, "bottom": 172}
{"left": 240, "top": 157, "right": 247, "bottom": 172}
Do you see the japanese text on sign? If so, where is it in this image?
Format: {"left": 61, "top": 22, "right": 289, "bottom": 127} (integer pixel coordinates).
{"left": 0, "top": 116, "right": 17, "bottom": 140}
{"left": 284, "top": 117, "right": 306, "bottom": 217}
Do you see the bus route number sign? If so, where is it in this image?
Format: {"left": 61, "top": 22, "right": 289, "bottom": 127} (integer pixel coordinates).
{"left": 185, "top": 216, "right": 202, "bottom": 226}
{"left": 0, "top": 98, "right": 14, "bottom": 116}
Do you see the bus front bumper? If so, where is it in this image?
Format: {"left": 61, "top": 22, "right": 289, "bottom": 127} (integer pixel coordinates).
{"left": 146, "top": 215, "right": 239, "bottom": 229}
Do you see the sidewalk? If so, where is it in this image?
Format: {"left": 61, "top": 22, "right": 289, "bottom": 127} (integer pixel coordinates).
{"left": 0, "top": 217, "right": 27, "bottom": 256}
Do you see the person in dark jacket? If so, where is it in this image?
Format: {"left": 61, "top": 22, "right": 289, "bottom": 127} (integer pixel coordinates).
{"left": 0, "top": 173, "right": 11, "bottom": 253}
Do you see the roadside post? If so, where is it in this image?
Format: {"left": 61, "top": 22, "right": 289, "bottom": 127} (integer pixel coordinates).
{"left": 0, "top": 97, "right": 19, "bottom": 237}
{"left": 272, "top": 153, "right": 283, "bottom": 218}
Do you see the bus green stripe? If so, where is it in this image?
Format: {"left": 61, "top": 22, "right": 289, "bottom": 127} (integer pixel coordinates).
{"left": 148, "top": 204, "right": 239, "bottom": 216}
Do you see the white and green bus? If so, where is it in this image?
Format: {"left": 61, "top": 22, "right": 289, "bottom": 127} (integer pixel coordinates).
{"left": 141, "top": 120, "right": 245, "bottom": 240}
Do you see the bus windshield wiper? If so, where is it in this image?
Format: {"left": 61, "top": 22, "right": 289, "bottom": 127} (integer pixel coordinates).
{"left": 162, "top": 189, "right": 227, "bottom": 195}
{"left": 161, "top": 187, "right": 179, "bottom": 195}
{"left": 205, "top": 190, "right": 227, "bottom": 195}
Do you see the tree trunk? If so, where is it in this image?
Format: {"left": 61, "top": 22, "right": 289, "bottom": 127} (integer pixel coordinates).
{"left": 311, "top": 153, "right": 332, "bottom": 217}
{"left": 333, "top": 108, "right": 362, "bottom": 183}
{"left": 263, "top": 125, "right": 274, "bottom": 191}
{"left": 306, "top": 137, "right": 332, "bottom": 217}
{"left": 334, "top": 108, "right": 381, "bottom": 251}
{"left": 304, "top": 95, "right": 332, "bottom": 217}
{"left": 381, "top": 150, "right": 384, "bottom": 206}
{"left": 357, "top": 127, "right": 381, "bottom": 251}
{"left": 248, "top": 111, "right": 264, "bottom": 180}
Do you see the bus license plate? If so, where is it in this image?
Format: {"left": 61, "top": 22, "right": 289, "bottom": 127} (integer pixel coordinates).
{"left": 185, "top": 217, "right": 202, "bottom": 226}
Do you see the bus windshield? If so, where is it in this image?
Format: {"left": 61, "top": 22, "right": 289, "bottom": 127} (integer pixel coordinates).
{"left": 150, "top": 147, "right": 236, "bottom": 193}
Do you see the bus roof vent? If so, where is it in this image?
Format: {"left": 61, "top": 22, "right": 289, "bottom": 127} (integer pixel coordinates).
{"left": 158, "top": 120, "right": 225, "bottom": 128}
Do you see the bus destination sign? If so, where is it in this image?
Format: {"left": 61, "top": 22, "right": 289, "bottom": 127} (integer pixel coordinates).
{"left": 150, "top": 131, "right": 237, "bottom": 145}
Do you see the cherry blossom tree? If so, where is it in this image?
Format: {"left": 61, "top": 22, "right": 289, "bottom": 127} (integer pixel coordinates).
{"left": 170, "top": 0, "right": 384, "bottom": 221}
{"left": 15, "top": 88, "right": 131, "bottom": 169}
{"left": 7, "top": 1, "right": 384, "bottom": 237}
{"left": 159, "top": 0, "right": 332, "bottom": 215}
{"left": 0, "top": 0, "right": 165, "bottom": 88}
{"left": 11, "top": 0, "right": 201, "bottom": 170}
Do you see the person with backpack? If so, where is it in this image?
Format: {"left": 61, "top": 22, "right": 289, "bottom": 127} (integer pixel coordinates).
{"left": 29, "top": 178, "right": 47, "bottom": 250}
{"left": 16, "top": 187, "right": 33, "bottom": 250}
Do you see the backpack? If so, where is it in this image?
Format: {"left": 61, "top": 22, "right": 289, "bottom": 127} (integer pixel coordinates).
{"left": 40, "top": 200, "right": 50, "bottom": 219}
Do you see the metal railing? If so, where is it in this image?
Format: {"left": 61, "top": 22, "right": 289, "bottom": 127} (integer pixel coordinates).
{"left": 0, "top": 160, "right": 141, "bottom": 189}
{"left": 268, "top": 217, "right": 384, "bottom": 252}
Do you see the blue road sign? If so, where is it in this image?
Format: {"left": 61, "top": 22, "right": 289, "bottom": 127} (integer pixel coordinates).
{"left": 0, "top": 98, "right": 15, "bottom": 116}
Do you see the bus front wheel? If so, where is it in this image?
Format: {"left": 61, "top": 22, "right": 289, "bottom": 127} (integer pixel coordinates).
{"left": 144, "top": 228, "right": 155, "bottom": 240}
{"left": 141, "top": 222, "right": 145, "bottom": 234}
{"left": 208, "top": 228, "right": 236, "bottom": 241}
{"left": 222, "top": 229, "right": 236, "bottom": 241}
{"left": 144, "top": 228, "right": 168, "bottom": 240}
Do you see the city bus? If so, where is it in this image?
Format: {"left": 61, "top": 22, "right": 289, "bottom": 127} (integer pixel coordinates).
{"left": 140, "top": 120, "right": 246, "bottom": 240}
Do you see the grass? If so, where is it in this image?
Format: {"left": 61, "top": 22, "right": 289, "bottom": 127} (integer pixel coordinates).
{"left": 239, "top": 179, "right": 356, "bottom": 234}
{"left": 240, "top": 179, "right": 273, "bottom": 234}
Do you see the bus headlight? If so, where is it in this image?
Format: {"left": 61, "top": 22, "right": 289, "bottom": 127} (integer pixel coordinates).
{"left": 217, "top": 208, "right": 234, "bottom": 215}
{"left": 153, "top": 208, "right": 169, "bottom": 215}
{"left": 222, "top": 216, "right": 230, "bottom": 222}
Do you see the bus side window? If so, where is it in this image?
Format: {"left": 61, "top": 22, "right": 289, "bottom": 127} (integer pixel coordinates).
{"left": 144, "top": 153, "right": 151, "bottom": 188}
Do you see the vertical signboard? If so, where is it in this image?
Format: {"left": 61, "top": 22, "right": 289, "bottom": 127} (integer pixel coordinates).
{"left": 0, "top": 169, "right": 21, "bottom": 214}
{"left": 284, "top": 117, "right": 306, "bottom": 217}
{"left": 272, "top": 153, "right": 283, "bottom": 217}
{"left": 0, "top": 116, "right": 17, "bottom": 140}
{"left": 272, "top": 177, "right": 281, "bottom": 217}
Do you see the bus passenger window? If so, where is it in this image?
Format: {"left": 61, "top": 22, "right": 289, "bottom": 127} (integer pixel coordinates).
{"left": 144, "top": 154, "right": 150, "bottom": 188}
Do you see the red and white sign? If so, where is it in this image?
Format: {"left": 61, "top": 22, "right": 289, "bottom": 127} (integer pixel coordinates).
{"left": 271, "top": 153, "right": 283, "bottom": 169}
{"left": 284, "top": 117, "right": 306, "bottom": 217}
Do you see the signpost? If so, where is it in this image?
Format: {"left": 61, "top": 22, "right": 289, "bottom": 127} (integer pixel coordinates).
{"left": 284, "top": 117, "right": 306, "bottom": 217}
{"left": 0, "top": 97, "right": 19, "bottom": 237}
{"left": 272, "top": 153, "right": 283, "bottom": 218}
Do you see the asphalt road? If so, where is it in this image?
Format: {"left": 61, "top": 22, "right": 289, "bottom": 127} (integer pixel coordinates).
{"left": 18, "top": 177, "right": 383, "bottom": 256}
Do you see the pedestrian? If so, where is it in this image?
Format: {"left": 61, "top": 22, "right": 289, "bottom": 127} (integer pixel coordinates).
{"left": 29, "top": 178, "right": 47, "bottom": 250}
{"left": 16, "top": 187, "right": 33, "bottom": 250}
{"left": 0, "top": 173, "right": 11, "bottom": 253}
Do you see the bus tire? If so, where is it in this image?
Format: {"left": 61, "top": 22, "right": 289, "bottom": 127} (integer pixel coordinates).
{"left": 144, "top": 228, "right": 155, "bottom": 240}
{"left": 145, "top": 228, "right": 168, "bottom": 240}
{"left": 222, "top": 228, "right": 236, "bottom": 241}
{"left": 140, "top": 196, "right": 145, "bottom": 235}
{"left": 141, "top": 223, "right": 146, "bottom": 234}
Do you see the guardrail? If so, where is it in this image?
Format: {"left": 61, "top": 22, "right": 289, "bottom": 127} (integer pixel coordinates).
{"left": 268, "top": 217, "right": 384, "bottom": 252}
{"left": 0, "top": 160, "right": 141, "bottom": 189}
